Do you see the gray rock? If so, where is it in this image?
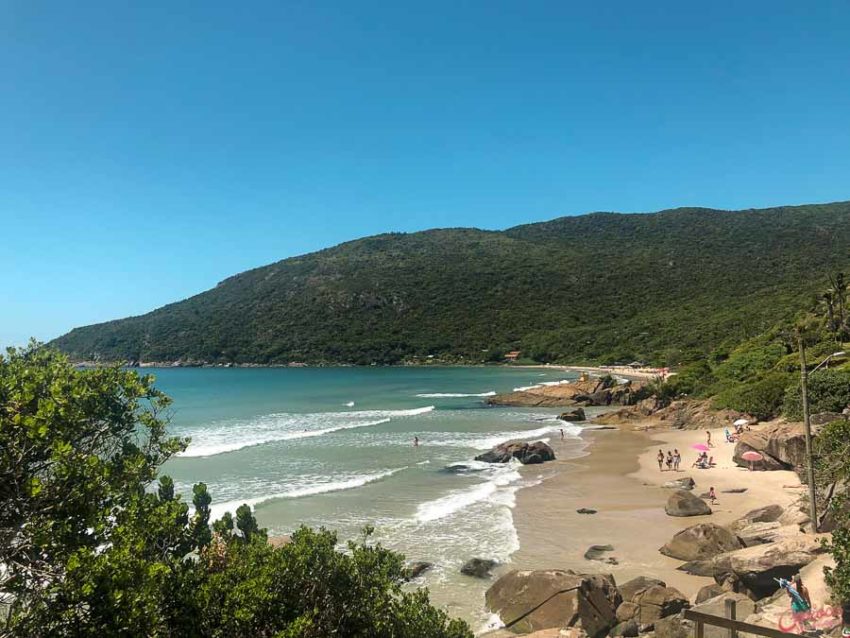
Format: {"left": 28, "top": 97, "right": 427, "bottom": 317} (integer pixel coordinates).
{"left": 460, "top": 557, "right": 497, "bottom": 578}
{"left": 584, "top": 544, "right": 615, "bottom": 560}
{"left": 611, "top": 620, "right": 640, "bottom": 637}
{"left": 738, "top": 504, "right": 784, "bottom": 524}
{"left": 662, "top": 477, "right": 696, "bottom": 490}
{"left": 577, "top": 507, "right": 598, "bottom": 514}
{"left": 654, "top": 616, "right": 692, "bottom": 638}
{"left": 631, "top": 586, "right": 690, "bottom": 624}
{"left": 722, "top": 488, "right": 747, "bottom": 494}
{"left": 730, "top": 521, "right": 783, "bottom": 547}
{"left": 694, "top": 584, "right": 725, "bottom": 604}
{"left": 619, "top": 577, "right": 667, "bottom": 603}
{"left": 665, "top": 490, "right": 712, "bottom": 517}
{"left": 659, "top": 523, "right": 742, "bottom": 561}
{"left": 405, "top": 561, "right": 433, "bottom": 579}
{"left": 692, "top": 593, "right": 755, "bottom": 638}
{"left": 559, "top": 407, "right": 587, "bottom": 422}
{"left": 485, "top": 570, "right": 621, "bottom": 637}
{"left": 475, "top": 440, "right": 556, "bottom": 465}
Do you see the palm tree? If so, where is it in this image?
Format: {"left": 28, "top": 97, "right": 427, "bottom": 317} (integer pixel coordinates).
{"left": 826, "top": 272, "right": 849, "bottom": 340}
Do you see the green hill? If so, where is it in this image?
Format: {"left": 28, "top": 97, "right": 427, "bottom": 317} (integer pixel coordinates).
{"left": 51, "top": 201, "right": 850, "bottom": 366}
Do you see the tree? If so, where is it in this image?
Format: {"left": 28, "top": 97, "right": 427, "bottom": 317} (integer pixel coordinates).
{"left": 815, "top": 420, "right": 850, "bottom": 603}
{"left": 1, "top": 344, "right": 472, "bottom": 637}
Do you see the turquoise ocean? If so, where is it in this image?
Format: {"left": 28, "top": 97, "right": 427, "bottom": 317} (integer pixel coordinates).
{"left": 154, "top": 366, "right": 587, "bottom": 629}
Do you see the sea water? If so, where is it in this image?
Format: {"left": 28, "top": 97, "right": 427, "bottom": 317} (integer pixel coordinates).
{"left": 153, "top": 366, "right": 586, "bottom": 629}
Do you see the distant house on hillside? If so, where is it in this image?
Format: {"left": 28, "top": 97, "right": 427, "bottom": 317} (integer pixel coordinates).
{"left": 504, "top": 351, "right": 521, "bottom": 362}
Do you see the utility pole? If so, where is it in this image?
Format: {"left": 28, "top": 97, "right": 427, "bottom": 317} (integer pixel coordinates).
{"left": 797, "top": 330, "right": 819, "bottom": 534}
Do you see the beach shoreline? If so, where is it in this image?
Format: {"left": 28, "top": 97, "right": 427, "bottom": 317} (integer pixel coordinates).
{"left": 496, "top": 419, "right": 807, "bottom": 615}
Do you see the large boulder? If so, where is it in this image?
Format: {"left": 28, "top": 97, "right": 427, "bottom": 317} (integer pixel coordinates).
{"left": 691, "top": 593, "right": 755, "bottom": 638}
{"left": 630, "top": 585, "right": 690, "bottom": 624}
{"left": 665, "top": 490, "right": 712, "bottom": 517}
{"left": 475, "top": 440, "right": 556, "bottom": 465}
{"left": 732, "top": 424, "right": 807, "bottom": 470}
{"left": 618, "top": 577, "right": 666, "bottom": 603}
{"left": 485, "top": 570, "right": 621, "bottom": 636}
{"left": 694, "top": 584, "right": 725, "bottom": 604}
{"left": 654, "top": 615, "right": 693, "bottom": 638}
{"left": 728, "top": 521, "right": 784, "bottom": 547}
{"left": 405, "top": 561, "right": 433, "bottom": 579}
{"left": 560, "top": 408, "right": 587, "bottom": 422}
{"left": 709, "top": 536, "right": 824, "bottom": 599}
{"left": 778, "top": 502, "right": 811, "bottom": 529}
{"left": 735, "top": 504, "right": 784, "bottom": 525}
{"left": 461, "top": 558, "right": 498, "bottom": 578}
{"left": 659, "top": 523, "right": 743, "bottom": 561}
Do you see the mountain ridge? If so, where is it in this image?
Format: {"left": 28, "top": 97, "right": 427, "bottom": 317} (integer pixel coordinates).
{"left": 52, "top": 200, "right": 850, "bottom": 366}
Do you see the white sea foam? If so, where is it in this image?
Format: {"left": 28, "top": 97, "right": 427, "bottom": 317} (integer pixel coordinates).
{"left": 415, "top": 463, "right": 522, "bottom": 522}
{"left": 345, "top": 401, "right": 355, "bottom": 407}
{"left": 179, "top": 406, "right": 434, "bottom": 457}
{"left": 414, "top": 391, "right": 496, "bottom": 398}
{"left": 180, "top": 418, "right": 391, "bottom": 457}
{"left": 431, "top": 423, "right": 581, "bottom": 450}
{"left": 513, "top": 378, "right": 573, "bottom": 391}
{"left": 208, "top": 467, "right": 405, "bottom": 521}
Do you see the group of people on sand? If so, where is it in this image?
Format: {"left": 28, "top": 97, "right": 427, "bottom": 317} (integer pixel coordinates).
{"left": 693, "top": 451, "right": 716, "bottom": 469}
{"left": 656, "top": 449, "right": 682, "bottom": 472}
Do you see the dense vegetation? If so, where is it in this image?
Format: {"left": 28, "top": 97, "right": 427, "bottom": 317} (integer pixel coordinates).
{"left": 52, "top": 201, "right": 850, "bottom": 366}
{"left": 0, "top": 345, "right": 472, "bottom": 637}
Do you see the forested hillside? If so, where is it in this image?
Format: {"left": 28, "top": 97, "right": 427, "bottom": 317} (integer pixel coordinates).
{"left": 52, "top": 201, "right": 850, "bottom": 366}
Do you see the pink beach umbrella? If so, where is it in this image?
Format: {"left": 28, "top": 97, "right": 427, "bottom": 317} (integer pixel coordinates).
{"left": 741, "top": 450, "right": 763, "bottom": 471}
{"left": 692, "top": 443, "right": 710, "bottom": 452}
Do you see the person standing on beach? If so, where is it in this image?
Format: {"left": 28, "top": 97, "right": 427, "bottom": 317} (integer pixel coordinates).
{"left": 560, "top": 428, "right": 565, "bottom": 440}
{"left": 706, "top": 430, "right": 713, "bottom": 447}
{"left": 673, "top": 449, "right": 681, "bottom": 471}
{"left": 666, "top": 451, "right": 673, "bottom": 471}
{"left": 708, "top": 486, "right": 717, "bottom": 504}
{"left": 657, "top": 450, "right": 664, "bottom": 471}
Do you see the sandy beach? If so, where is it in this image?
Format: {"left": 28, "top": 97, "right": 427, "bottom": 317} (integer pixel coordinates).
{"left": 506, "top": 421, "right": 807, "bottom": 600}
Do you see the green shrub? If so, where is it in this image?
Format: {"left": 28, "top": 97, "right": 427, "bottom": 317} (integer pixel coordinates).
{"left": 783, "top": 369, "right": 850, "bottom": 420}
{"left": 1, "top": 345, "right": 473, "bottom": 638}
{"left": 712, "top": 372, "right": 794, "bottom": 421}
{"left": 713, "top": 341, "right": 786, "bottom": 382}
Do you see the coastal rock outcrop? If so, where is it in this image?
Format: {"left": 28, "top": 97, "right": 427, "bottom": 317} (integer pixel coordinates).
{"left": 704, "top": 536, "right": 824, "bottom": 599}
{"left": 475, "top": 440, "right": 555, "bottom": 465}
{"left": 461, "top": 558, "right": 498, "bottom": 578}
{"left": 485, "top": 570, "right": 620, "bottom": 636}
{"left": 595, "top": 398, "right": 749, "bottom": 431}
{"left": 659, "top": 523, "right": 742, "bottom": 561}
{"left": 665, "top": 490, "right": 712, "bottom": 517}
{"left": 732, "top": 424, "right": 807, "bottom": 470}
{"left": 487, "top": 376, "right": 641, "bottom": 409}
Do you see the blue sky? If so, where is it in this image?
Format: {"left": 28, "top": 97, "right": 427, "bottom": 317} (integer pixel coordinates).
{"left": 2, "top": 1, "right": 850, "bottom": 347}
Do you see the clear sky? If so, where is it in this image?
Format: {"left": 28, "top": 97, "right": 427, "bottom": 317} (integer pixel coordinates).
{"left": 2, "top": 1, "right": 850, "bottom": 347}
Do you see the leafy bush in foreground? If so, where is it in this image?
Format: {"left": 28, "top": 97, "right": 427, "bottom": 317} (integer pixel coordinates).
{"left": 0, "top": 345, "right": 472, "bottom": 638}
